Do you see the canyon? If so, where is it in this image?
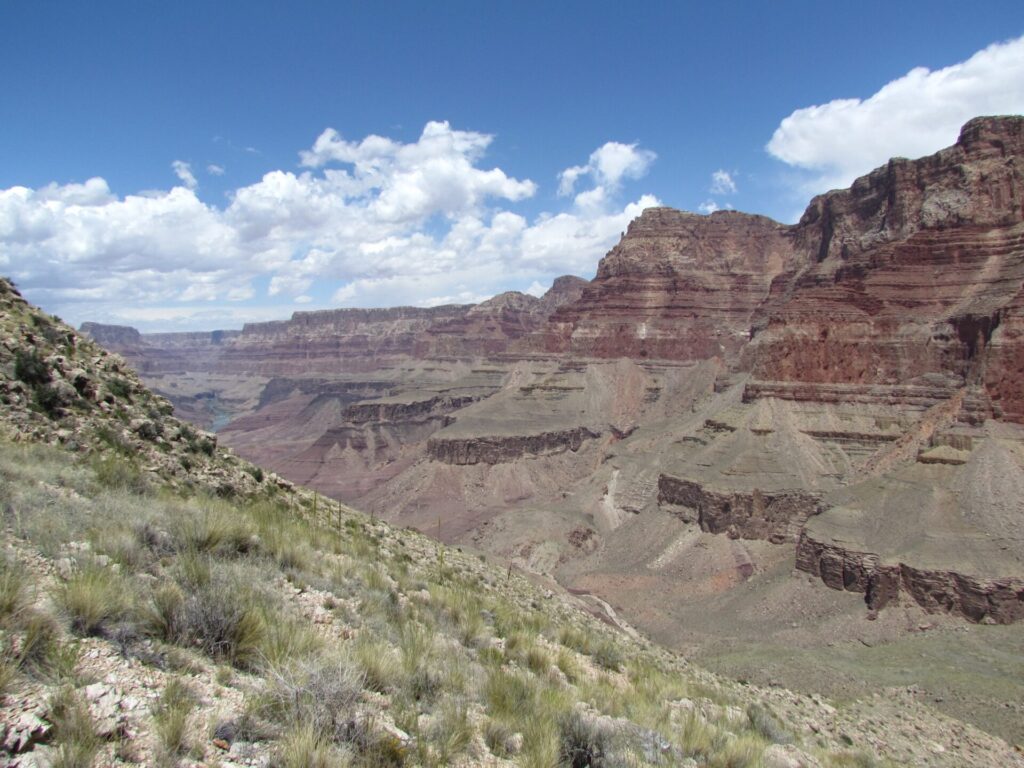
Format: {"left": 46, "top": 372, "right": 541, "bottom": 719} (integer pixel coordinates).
{"left": 83, "top": 116, "right": 1024, "bottom": 739}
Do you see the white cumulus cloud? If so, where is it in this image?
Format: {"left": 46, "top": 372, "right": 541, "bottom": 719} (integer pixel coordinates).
{"left": 1, "top": 123, "right": 662, "bottom": 331}
{"left": 767, "top": 35, "right": 1024, "bottom": 193}
{"left": 558, "top": 141, "right": 656, "bottom": 200}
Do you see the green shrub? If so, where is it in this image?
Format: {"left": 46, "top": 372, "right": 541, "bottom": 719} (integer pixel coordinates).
{"left": 276, "top": 723, "right": 339, "bottom": 768}
{"left": 708, "top": 732, "right": 767, "bottom": 768}
{"left": 483, "top": 718, "right": 516, "bottom": 757}
{"left": 152, "top": 678, "right": 196, "bottom": 760}
{"left": 168, "top": 505, "right": 257, "bottom": 556}
{"left": 56, "top": 565, "right": 134, "bottom": 637}
{"left": 485, "top": 667, "right": 537, "bottom": 721}
{"left": 14, "top": 348, "right": 51, "bottom": 387}
{"left": 0, "top": 555, "right": 29, "bottom": 625}
{"left": 747, "top": 702, "right": 793, "bottom": 745}
{"left": 592, "top": 640, "right": 624, "bottom": 672}
{"left": 48, "top": 686, "right": 101, "bottom": 768}
{"left": 354, "top": 638, "right": 400, "bottom": 694}
{"left": 16, "top": 611, "right": 65, "bottom": 678}
{"left": 91, "top": 455, "right": 148, "bottom": 494}
{"left": 178, "top": 578, "right": 265, "bottom": 669}
{"left": 558, "top": 625, "right": 592, "bottom": 655}
{"left": 427, "top": 699, "right": 472, "bottom": 763}
{"left": 559, "top": 710, "right": 613, "bottom": 768}
{"left": 260, "top": 656, "right": 363, "bottom": 743}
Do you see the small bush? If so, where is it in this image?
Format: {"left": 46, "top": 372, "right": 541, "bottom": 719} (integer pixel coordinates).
{"left": 354, "top": 638, "right": 400, "bottom": 694}
{"left": 17, "top": 611, "right": 65, "bottom": 678}
{"left": 276, "top": 723, "right": 339, "bottom": 768}
{"left": 483, "top": 718, "right": 516, "bottom": 757}
{"left": 261, "top": 656, "right": 363, "bottom": 743}
{"left": 179, "top": 579, "right": 265, "bottom": 668}
{"left": 747, "top": 703, "right": 793, "bottom": 745}
{"left": 708, "top": 732, "right": 767, "bottom": 768}
{"left": 0, "top": 651, "right": 16, "bottom": 699}
{"left": 427, "top": 699, "right": 472, "bottom": 763}
{"left": 48, "top": 686, "right": 101, "bottom": 768}
{"left": 92, "top": 455, "right": 148, "bottom": 494}
{"left": 485, "top": 667, "right": 537, "bottom": 721}
{"left": 152, "top": 678, "right": 196, "bottom": 760}
{"left": 559, "top": 710, "right": 613, "bottom": 768}
{"left": 679, "top": 709, "right": 715, "bottom": 760}
{"left": 106, "top": 377, "right": 133, "bottom": 401}
{"left": 556, "top": 649, "right": 581, "bottom": 684}
{"left": 526, "top": 646, "right": 551, "bottom": 676}
{"left": 0, "top": 555, "right": 29, "bottom": 625}
{"left": 56, "top": 565, "right": 134, "bottom": 637}
{"left": 258, "top": 615, "right": 323, "bottom": 670}
{"left": 592, "top": 640, "right": 624, "bottom": 672}
{"left": 558, "top": 625, "right": 592, "bottom": 655}
{"left": 14, "top": 348, "right": 51, "bottom": 387}
{"left": 168, "top": 505, "right": 257, "bottom": 557}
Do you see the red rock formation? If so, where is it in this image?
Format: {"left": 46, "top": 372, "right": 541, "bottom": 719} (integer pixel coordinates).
{"left": 747, "top": 117, "right": 1024, "bottom": 420}
{"left": 546, "top": 209, "right": 804, "bottom": 360}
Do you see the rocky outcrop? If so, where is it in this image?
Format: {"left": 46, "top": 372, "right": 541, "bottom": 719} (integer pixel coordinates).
{"left": 796, "top": 530, "right": 1024, "bottom": 624}
{"left": 658, "top": 476, "right": 823, "bottom": 543}
{"left": 747, "top": 117, "right": 1024, "bottom": 423}
{"left": 79, "top": 322, "right": 142, "bottom": 347}
{"left": 427, "top": 426, "right": 600, "bottom": 465}
{"left": 343, "top": 394, "right": 478, "bottom": 424}
{"left": 546, "top": 209, "right": 804, "bottom": 360}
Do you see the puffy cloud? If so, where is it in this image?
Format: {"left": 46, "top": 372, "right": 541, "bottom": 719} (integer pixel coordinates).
{"left": 207, "top": 164, "right": 226, "bottom": 176}
{"left": 2, "top": 123, "right": 660, "bottom": 331}
{"left": 172, "top": 161, "right": 198, "bottom": 190}
{"left": 558, "top": 141, "right": 656, "bottom": 199}
{"left": 697, "top": 200, "right": 719, "bottom": 215}
{"left": 298, "top": 120, "right": 536, "bottom": 222}
{"left": 709, "top": 170, "right": 737, "bottom": 195}
{"left": 767, "top": 36, "right": 1024, "bottom": 193}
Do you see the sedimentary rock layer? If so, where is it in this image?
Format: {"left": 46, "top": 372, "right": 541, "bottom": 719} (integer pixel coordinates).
{"left": 796, "top": 531, "right": 1024, "bottom": 624}
{"left": 545, "top": 208, "right": 803, "bottom": 360}
{"left": 658, "top": 475, "right": 823, "bottom": 543}
{"left": 427, "top": 426, "right": 600, "bottom": 465}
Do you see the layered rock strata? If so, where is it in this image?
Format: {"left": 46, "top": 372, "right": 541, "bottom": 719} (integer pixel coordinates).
{"left": 658, "top": 476, "right": 823, "bottom": 543}
{"left": 795, "top": 532, "right": 1024, "bottom": 624}
{"left": 427, "top": 426, "right": 600, "bottom": 465}
{"left": 546, "top": 209, "right": 803, "bottom": 360}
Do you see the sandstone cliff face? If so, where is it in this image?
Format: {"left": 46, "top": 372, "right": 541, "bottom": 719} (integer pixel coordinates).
{"left": 547, "top": 209, "right": 803, "bottom": 360}
{"left": 748, "top": 117, "right": 1024, "bottom": 420}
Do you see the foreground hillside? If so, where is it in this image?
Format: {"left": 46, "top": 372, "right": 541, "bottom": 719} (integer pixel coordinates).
{"left": 4, "top": 285, "right": 1024, "bottom": 761}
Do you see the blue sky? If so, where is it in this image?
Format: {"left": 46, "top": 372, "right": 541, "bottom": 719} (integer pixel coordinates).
{"left": 2, "top": 1, "right": 1023, "bottom": 331}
